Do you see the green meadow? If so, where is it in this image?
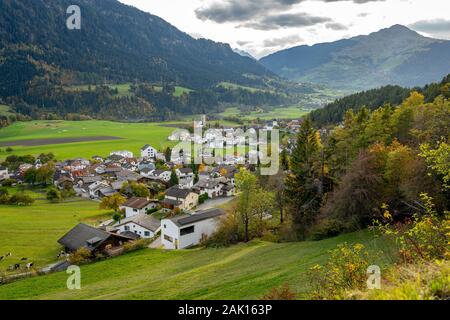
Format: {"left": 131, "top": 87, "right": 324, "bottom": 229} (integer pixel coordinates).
{"left": 220, "top": 106, "right": 310, "bottom": 120}
{"left": 0, "top": 120, "right": 177, "bottom": 160}
{"left": 0, "top": 230, "right": 394, "bottom": 300}
{"left": 0, "top": 189, "right": 111, "bottom": 271}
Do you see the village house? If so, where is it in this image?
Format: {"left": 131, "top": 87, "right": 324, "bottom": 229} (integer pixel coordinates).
{"left": 88, "top": 181, "right": 110, "bottom": 199}
{"left": 141, "top": 144, "right": 157, "bottom": 159}
{"left": 176, "top": 168, "right": 195, "bottom": 188}
{"left": 121, "top": 197, "right": 158, "bottom": 218}
{"left": 0, "top": 166, "right": 10, "bottom": 181}
{"left": 148, "top": 169, "right": 171, "bottom": 183}
{"left": 139, "top": 167, "right": 154, "bottom": 178}
{"left": 161, "top": 208, "right": 225, "bottom": 249}
{"left": 138, "top": 161, "right": 156, "bottom": 172}
{"left": 162, "top": 186, "right": 199, "bottom": 211}
{"left": 112, "top": 213, "right": 161, "bottom": 239}
{"left": 58, "top": 223, "right": 134, "bottom": 255}
{"left": 110, "top": 150, "right": 134, "bottom": 158}
{"left": 193, "top": 179, "right": 223, "bottom": 198}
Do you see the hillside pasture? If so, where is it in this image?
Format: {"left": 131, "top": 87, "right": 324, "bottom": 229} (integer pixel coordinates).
{"left": 0, "top": 230, "right": 395, "bottom": 300}
{"left": 0, "top": 189, "right": 111, "bottom": 271}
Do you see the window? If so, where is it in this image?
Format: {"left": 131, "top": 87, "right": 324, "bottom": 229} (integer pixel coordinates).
{"left": 124, "top": 226, "right": 130, "bottom": 231}
{"left": 164, "top": 234, "right": 173, "bottom": 243}
{"left": 180, "top": 226, "right": 195, "bottom": 236}
{"left": 144, "top": 231, "right": 150, "bottom": 237}
{"left": 133, "top": 209, "right": 138, "bottom": 212}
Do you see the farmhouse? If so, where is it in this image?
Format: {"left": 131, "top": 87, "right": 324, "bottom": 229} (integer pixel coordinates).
{"left": 161, "top": 208, "right": 225, "bottom": 249}
{"left": 162, "top": 186, "right": 199, "bottom": 211}
{"left": 141, "top": 144, "right": 157, "bottom": 159}
{"left": 58, "top": 223, "right": 133, "bottom": 254}
{"left": 112, "top": 213, "right": 161, "bottom": 238}
{"left": 121, "top": 197, "right": 157, "bottom": 218}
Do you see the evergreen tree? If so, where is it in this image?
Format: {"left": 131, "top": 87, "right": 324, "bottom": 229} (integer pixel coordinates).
{"left": 169, "top": 169, "right": 179, "bottom": 187}
{"left": 285, "top": 118, "right": 322, "bottom": 239}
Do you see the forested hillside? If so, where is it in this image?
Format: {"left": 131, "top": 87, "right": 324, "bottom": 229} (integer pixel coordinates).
{"left": 310, "top": 75, "right": 450, "bottom": 126}
{"left": 0, "top": 0, "right": 306, "bottom": 120}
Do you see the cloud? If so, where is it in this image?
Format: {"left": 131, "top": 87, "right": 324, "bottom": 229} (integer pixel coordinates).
{"left": 409, "top": 19, "right": 450, "bottom": 33}
{"left": 239, "top": 13, "right": 331, "bottom": 30}
{"left": 325, "top": 22, "right": 348, "bottom": 30}
{"left": 409, "top": 19, "right": 450, "bottom": 39}
{"left": 195, "top": 0, "right": 386, "bottom": 24}
{"left": 237, "top": 40, "right": 252, "bottom": 46}
{"left": 263, "top": 34, "right": 303, "bottom": 47}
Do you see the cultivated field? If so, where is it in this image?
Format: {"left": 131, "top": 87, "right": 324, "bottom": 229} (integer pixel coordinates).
{"left": 0, "top": 230, "right": 395, "bottom": 300}
{"left": 0, "top": 120, "right": 176, "bottom": 160}
{"left": 0, "top": 188, "right": 111, "bottom": 271}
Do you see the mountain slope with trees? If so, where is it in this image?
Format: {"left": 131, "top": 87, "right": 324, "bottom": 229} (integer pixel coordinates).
{"left": 260, "top": 25, "right": 450, "bottom": 91}
{"left": 310, "top": 74, "right": 450, "bottom": 127}
{"left": 0, "top": 0, "right": 306, "bottom": 120}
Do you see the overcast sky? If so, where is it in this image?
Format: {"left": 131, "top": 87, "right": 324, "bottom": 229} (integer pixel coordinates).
{"left": 118, "top": 0, "right": 450, "bottom": 58}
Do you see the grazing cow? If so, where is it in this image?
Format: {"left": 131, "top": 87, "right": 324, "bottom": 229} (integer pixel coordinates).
{"left": 0, "top": 256, "right": 4, "bottom": 261}
{"left": 14, "top": 264, "right": 20, "bottom": 270}
{"left": 5, "top": 252, "right": 11, "bottom": 257}
{"left": 26, "top": 262, "right": 34, "bottom": 269}
{"left": 21, "top": 257, "right": 28, "bottom": 261}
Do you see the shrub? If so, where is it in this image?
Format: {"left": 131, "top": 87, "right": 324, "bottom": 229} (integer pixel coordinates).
{"left": 377, "top": 194, "right": 450, "bottom": 263}
{"left": 123, "top": 239, "right": 151, "bottom": 253}
{"left": 308, "top": 243, "right": 370, "bottom": 300}
{"left": 0, "top": 188, "right": 10, "bottom": 204}
{"left": 198, "top": 193, "right": 209, "bottom": 204}
{"left": 0, "top": 179, "right": 16, "bottom": 187}
{"left": 309, "top": 218, "right": 346, "bottom": 240}
{"left": 363, "top": 261, "right": 450, "bottom": 300}
{"left": 204, "top": 212, "right": 240, "bottom": 247}
{"left": 69, "top": 248, "right": 92, "bottom": 265}
{"left": 46, "top": 188, "right": 63, "bottom": 202}
{"left": 9, "top": 192, "right": 34, "bottom": 206}
{"left": 262, "top": 284, "right": 296, "bottom": 300}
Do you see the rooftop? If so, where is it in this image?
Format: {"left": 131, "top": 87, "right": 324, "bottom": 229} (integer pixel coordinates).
{"left": 122, "top": 197, "right": 153, "bottom": 209}
{"left": 114, "top": 213, "right": 161, "bottom": 232}
{"left": 168, "top": 208, "right": 225, "bottom": 227}
{"left": 165, "top": 187, "right": 193, "bottom": 199}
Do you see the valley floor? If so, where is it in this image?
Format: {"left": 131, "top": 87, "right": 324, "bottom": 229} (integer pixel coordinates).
{"left": 0, "top": 230, "right": 394, "bottom": 300}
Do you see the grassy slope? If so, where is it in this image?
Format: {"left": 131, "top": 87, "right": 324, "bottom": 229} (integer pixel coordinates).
{"left": 0, "top": 120, "right": 176, "bottom": 160}
{"left": 0, "top": 230, "right": 395, "bottom": 300}
{"left": 0, "top": 189, "right": 111, "bottom": 270}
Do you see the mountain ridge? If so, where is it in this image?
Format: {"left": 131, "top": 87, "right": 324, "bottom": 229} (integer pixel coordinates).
{"left": 260, "top": 25, "right": 450, "bottom": 91}
{"left": 0, "top": 0, "right": 276, "bottom": 93}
